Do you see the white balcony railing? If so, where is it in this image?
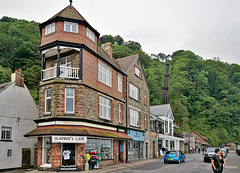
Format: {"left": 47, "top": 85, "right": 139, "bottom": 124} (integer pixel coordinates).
{"left": 42, "top": 66, "right": 79, "bottom": 80}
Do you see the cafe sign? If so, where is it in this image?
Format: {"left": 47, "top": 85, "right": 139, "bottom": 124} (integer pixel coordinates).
{"left": 52, "top": 136, "right": 87, "bottom": 143}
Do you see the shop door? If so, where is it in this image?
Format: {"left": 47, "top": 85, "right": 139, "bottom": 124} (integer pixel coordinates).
{"left": 22, "top": 148, "right": 31, "bottom": 168}
{"left": 153, "top": 141, "right": 156, "bottom": 158}
{"left": 62, "top": 143, "right": 75, "bottom": 166}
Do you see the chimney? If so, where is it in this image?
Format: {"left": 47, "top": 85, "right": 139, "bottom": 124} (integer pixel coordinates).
{"left": 11, "top": 68, "right": 25, "bottom": 87}
{"left": 101, "top": 42, "right": 113, "bottom": 58}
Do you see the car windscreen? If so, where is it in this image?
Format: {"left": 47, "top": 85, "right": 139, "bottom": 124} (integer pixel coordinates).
{"left": 166, "top": 151, "right": 178, "bottom": 155}
{"left": 207, "top": 148, "right": 217, "bottom": 152}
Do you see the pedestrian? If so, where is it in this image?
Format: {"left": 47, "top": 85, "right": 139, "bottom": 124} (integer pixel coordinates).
{"left": 219, "top": 150, "right": 227, "bottom": 173}
{"left": 162, "top": 146, "right": 166, "bottom": 155}
{"left": 211, "top": 148, "right": 221, "bottom": 173}
{"left": 198, "top": 148, "right": 200, "bottom": 153}
{"left": 62, "top": 148, "right": 71, "bottom": 166}
{"left": 202, "top": 147, "right": 205, "bottom": 155}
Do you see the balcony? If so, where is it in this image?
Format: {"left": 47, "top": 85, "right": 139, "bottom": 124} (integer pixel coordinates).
{"left": 42, "top": 66, "right": 79, "bottom": 81}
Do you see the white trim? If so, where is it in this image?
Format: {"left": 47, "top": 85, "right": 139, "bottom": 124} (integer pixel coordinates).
{"left": 45, "top": 23, "right": 55, "bottom": 35}
{"left": 64, "top": 21, "right": 78, "bottom": 33}
{"left": 98, "top": 61, "right": 112, "bottom": 87}
{"left": 65, "top": 88, "right": 75, "bottom": 113}
{"left": 45, "top": 89, "right": 51, "bottom": 114}
{"left": 38, "top": 121, "right": 122, "bottom": 132}
{"left": 118, "top": 73, "right": 123, "bottom": 93}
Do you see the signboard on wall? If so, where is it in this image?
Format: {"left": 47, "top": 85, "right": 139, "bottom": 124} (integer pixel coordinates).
{"left": 52, "top": 136, "right": 87, "bottom": 143}
{"left": 127, "top": 130, "right": 145, "bottom": 141}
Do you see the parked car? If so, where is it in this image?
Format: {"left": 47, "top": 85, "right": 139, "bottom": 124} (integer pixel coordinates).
{"left": 220, "top": 148, "right": 227, "bottom": 158}
{"left": 164, "top": 150, "right": 185, "bottom": 164}
{"left": 204, "top": 147, "right": 218, "bottom": 162}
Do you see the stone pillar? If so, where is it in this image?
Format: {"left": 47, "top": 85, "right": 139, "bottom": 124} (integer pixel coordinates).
{"left": 37, "top": 137, "right": 42, "bottom": 168}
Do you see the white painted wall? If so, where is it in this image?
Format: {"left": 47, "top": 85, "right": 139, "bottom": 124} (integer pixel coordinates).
{"left": 0, "top": 84, "right": 38, "bottom": 170}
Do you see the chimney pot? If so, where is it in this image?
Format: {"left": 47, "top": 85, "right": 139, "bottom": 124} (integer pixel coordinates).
{"left": 101, "top": 42, "right": 113, "bottom": 58}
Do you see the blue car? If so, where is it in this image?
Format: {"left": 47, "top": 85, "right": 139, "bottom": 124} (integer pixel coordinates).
{"left": 164, "top": 150, "right": 185, "bottom": 164}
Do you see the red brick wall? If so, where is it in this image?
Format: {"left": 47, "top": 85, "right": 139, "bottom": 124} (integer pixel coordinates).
{"left": 37, "top": 137, "right": 42, "bottom": 167}
{"left": 76, "top": 143, "right": 85, "bottom": 170}
{"left": 41, "top": 21, "right": 97, "bottom": 52}
{"left": 82, "top": 49, "right": 125, "bottom": 102}
{"left": 113, "top": 140, "right": 119, "bottom": 163}
{"left": 51, "top": 143, "right": 61, "bottom": 168}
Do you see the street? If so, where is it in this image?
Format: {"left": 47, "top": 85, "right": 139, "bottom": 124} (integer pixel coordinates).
{"left": 116, "top": 151, "right": 239, "bottom": 173}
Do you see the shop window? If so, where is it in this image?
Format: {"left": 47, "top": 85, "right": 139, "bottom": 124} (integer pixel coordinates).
{"left": 42, "top": 137, "right": 52, "bottom": 165}
{"left": 45, "top": 89, "right": 51, "bottom": 113}
{"left": 7, "top": 149, "right": 12, "bottom": 157}
{"left": 128, "top": 141, "right": 143, "bottom": 160}
{"left": 85, "top": 138, "right": 112, "bottom": 160}
{"left": 99, "top": 96, "right": 111, "bottom": 120}
{"left": 130, "top": 83, "right": 139, "bottom": 101}
{"left": 1, "top": 126, "right": 12, "bottom": 140}
{"left": 65, "top": 88, "right": 74, "bottom": 113}
{"left": 100, "top": 139, "right": 112, "bottom": 159}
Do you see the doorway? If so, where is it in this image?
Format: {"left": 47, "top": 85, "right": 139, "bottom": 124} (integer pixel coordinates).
{"left": 22, "top": 148, "right": 31, "bottom": 168}
{"left": 62, "top": 143, "right": 76, "bottom": 166}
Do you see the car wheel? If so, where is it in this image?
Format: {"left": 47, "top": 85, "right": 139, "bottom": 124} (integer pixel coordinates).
{"left": 164, "top": 161, "right": 167, "bottom": 164}
{"left": 183, "top": 158, "right": 185, "bottom": 162}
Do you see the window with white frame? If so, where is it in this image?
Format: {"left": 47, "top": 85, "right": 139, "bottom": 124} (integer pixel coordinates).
{"left": 144, "top": 92, "right": 147, "bottom": 105}
{"left": 64, "top": 21, "right": 78, "bottom": 33}
{"left": 145, "top": 114, "right": 147, "bottom": 129}
{"left": 130, "top": 108, "right": 139, "bottom": 127}
{"left": 118, "top": 74, "right": 122, "bottom": 92}
{"left": 86, "top": 27, "right": 95, "bottom": 42}
{"left": 65, "top": 88, "right": 74, "bottom": 113}
{"left": 135, "top": 66, "right": 141, "bottom": 78}
{"left": 99, "top": 96, "right": 111, "bottom": 120}
{"left": 1, "top": 127, "right": 12, "bottom": 140}
{"left": 7, "top": 149, "right": 12, "bottom": 157}
{"left": 169, "top": 121, "right": 173, "bottom": 135}
{"left": 98, "top": 62, "right": 112, "bottom": 87}
{"left": 130, "top": 83, "right": 139, "bottom": 101}
{"left": 45, "top": 23, "right": 55, "bottom": 35}
{"left": 45, "top": 89, "right": 51, "bottom": 113}
{"left": 165, "top": 120, "right": 169, "bottom": 134}
{"left": 42, "top": 137, "right": 52, "bottom": 164}
{"left": 119, "top": 104, "right": 122, "bottom": 123}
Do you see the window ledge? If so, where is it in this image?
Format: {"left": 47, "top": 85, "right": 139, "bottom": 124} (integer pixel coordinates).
{"left": 135, "top": 74, "right": 142, "bottom": 80}
{"left": 0, "top": 140, "right": 13, "bottom": 142}
{"left": 99, "top": 117, "right": 112, "bottom": 122}
{"left": 43, "top": 113, "right": 51, "bottom": 116}
{"left": 130, "top": 125, "right": 140, "bottom": 128}
{"left": 129, "top": 96, "right": 140, "bottom": 103}
{"left": 64, "top": 113, "right": 76, "bottom": 116}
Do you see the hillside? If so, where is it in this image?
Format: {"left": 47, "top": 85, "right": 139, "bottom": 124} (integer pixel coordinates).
{"left": 0, "top": 17, "right": 239, "bottom": 146}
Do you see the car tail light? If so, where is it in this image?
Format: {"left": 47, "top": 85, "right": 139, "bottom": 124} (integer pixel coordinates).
{"left": 163, "top": 154, "right": 166, "bottom": 157}
{"left": 175, "top": 155, "right": 178, "bottom": 157}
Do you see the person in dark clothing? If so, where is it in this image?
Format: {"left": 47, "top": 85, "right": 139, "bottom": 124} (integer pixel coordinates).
{"left": 211, "top": 148, "right": 221, "bottom": 173}
{"left": 202, "top": 148, "right": 205, "bottom": 155}
{"left": 219, "top": 150, "right": 226, "bottom": 173}
{"left": 162, "top": 146, "right": 166, "bottom": 155}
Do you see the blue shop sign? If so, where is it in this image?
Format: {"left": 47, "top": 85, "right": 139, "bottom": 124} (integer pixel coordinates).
{"left": 127, "top": 129, "right": 145, "bottom": 141}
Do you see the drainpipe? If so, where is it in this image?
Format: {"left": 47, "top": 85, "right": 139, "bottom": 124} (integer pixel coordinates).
{"left": 125, "top": 75, "right": 128, "bottom": 163}
{"left": 56, "top": 45, "right": 61, "bottom": 78}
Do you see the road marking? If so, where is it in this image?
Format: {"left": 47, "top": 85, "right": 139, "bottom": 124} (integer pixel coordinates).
{"left": 227, "top": 166, "right": 238, "bottom": 169}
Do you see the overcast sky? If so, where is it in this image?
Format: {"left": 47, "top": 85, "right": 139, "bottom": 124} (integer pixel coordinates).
{"left": 1, "top": 0, "right": 240, "bottom": 65}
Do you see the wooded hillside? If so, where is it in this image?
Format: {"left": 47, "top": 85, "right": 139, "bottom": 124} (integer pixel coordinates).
{"left": 0, "top": 17, "right": 239, "bottom": 146}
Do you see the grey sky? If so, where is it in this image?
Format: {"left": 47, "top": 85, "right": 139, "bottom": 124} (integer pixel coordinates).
{"left": 0, "top": 0, "right": 240, "bottom": 65}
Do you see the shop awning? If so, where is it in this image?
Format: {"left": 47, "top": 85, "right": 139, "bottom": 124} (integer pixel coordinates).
{"left": 24, "top": 125, "right": 132, "bottom": 140}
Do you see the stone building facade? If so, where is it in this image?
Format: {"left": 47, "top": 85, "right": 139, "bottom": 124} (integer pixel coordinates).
{"left": 25, "top": 3, "right": 132, "bottom": 171}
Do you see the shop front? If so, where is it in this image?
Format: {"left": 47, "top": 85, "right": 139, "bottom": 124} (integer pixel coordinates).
{"left": 25, "top": 125, "right": 131, "bottom": 170}
{"left": 126, "top": 129, "right": 145, "bottom": 160}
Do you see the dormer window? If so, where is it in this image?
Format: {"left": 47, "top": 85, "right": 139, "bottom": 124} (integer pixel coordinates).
{"left": 87, "top": 28, "right": 95, "bottom": 42}
{"left": 45, "top": 23, "right": 55, "bottom": 35}
{"left": 64, "top": 22, "right": 78, "bottom": 33}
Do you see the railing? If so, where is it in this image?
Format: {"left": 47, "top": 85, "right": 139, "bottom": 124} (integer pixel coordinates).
{"left": 42, "top": 66, "right": 79, "bottom": 80}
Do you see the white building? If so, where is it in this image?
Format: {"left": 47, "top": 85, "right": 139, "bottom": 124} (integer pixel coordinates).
{"left": 150, "top": 104, "right": 185, "bottom": 155}
{"left": 0, "top": 71, "right": 38, "bottom": 170}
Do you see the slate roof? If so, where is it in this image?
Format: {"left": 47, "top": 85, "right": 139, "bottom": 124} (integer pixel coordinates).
{"left": 47, "top": 5, "right": 87, "bottom": 22}
{"left": 24, "top": 125, "right": 132, "bottom": 139}
{"left": 150, "top": 104, "right": 171, "bottom": 116}
{"left": 0, "top": 82, "right": 13, "bottom": 93}
{"left": 117, "top": 54, "right": 139, "bottom": 74}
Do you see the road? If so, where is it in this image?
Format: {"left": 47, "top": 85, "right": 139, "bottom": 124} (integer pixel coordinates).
{"left": 116, "top": 151, "right": 239, "bottom": 173}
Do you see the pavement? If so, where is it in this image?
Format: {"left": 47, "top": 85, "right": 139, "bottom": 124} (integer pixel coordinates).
{"left": 225, "top": 150, "right": 240, "bottom": 173}
{"left": 25, "top": 158, "right": 162, "bottom": 173}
